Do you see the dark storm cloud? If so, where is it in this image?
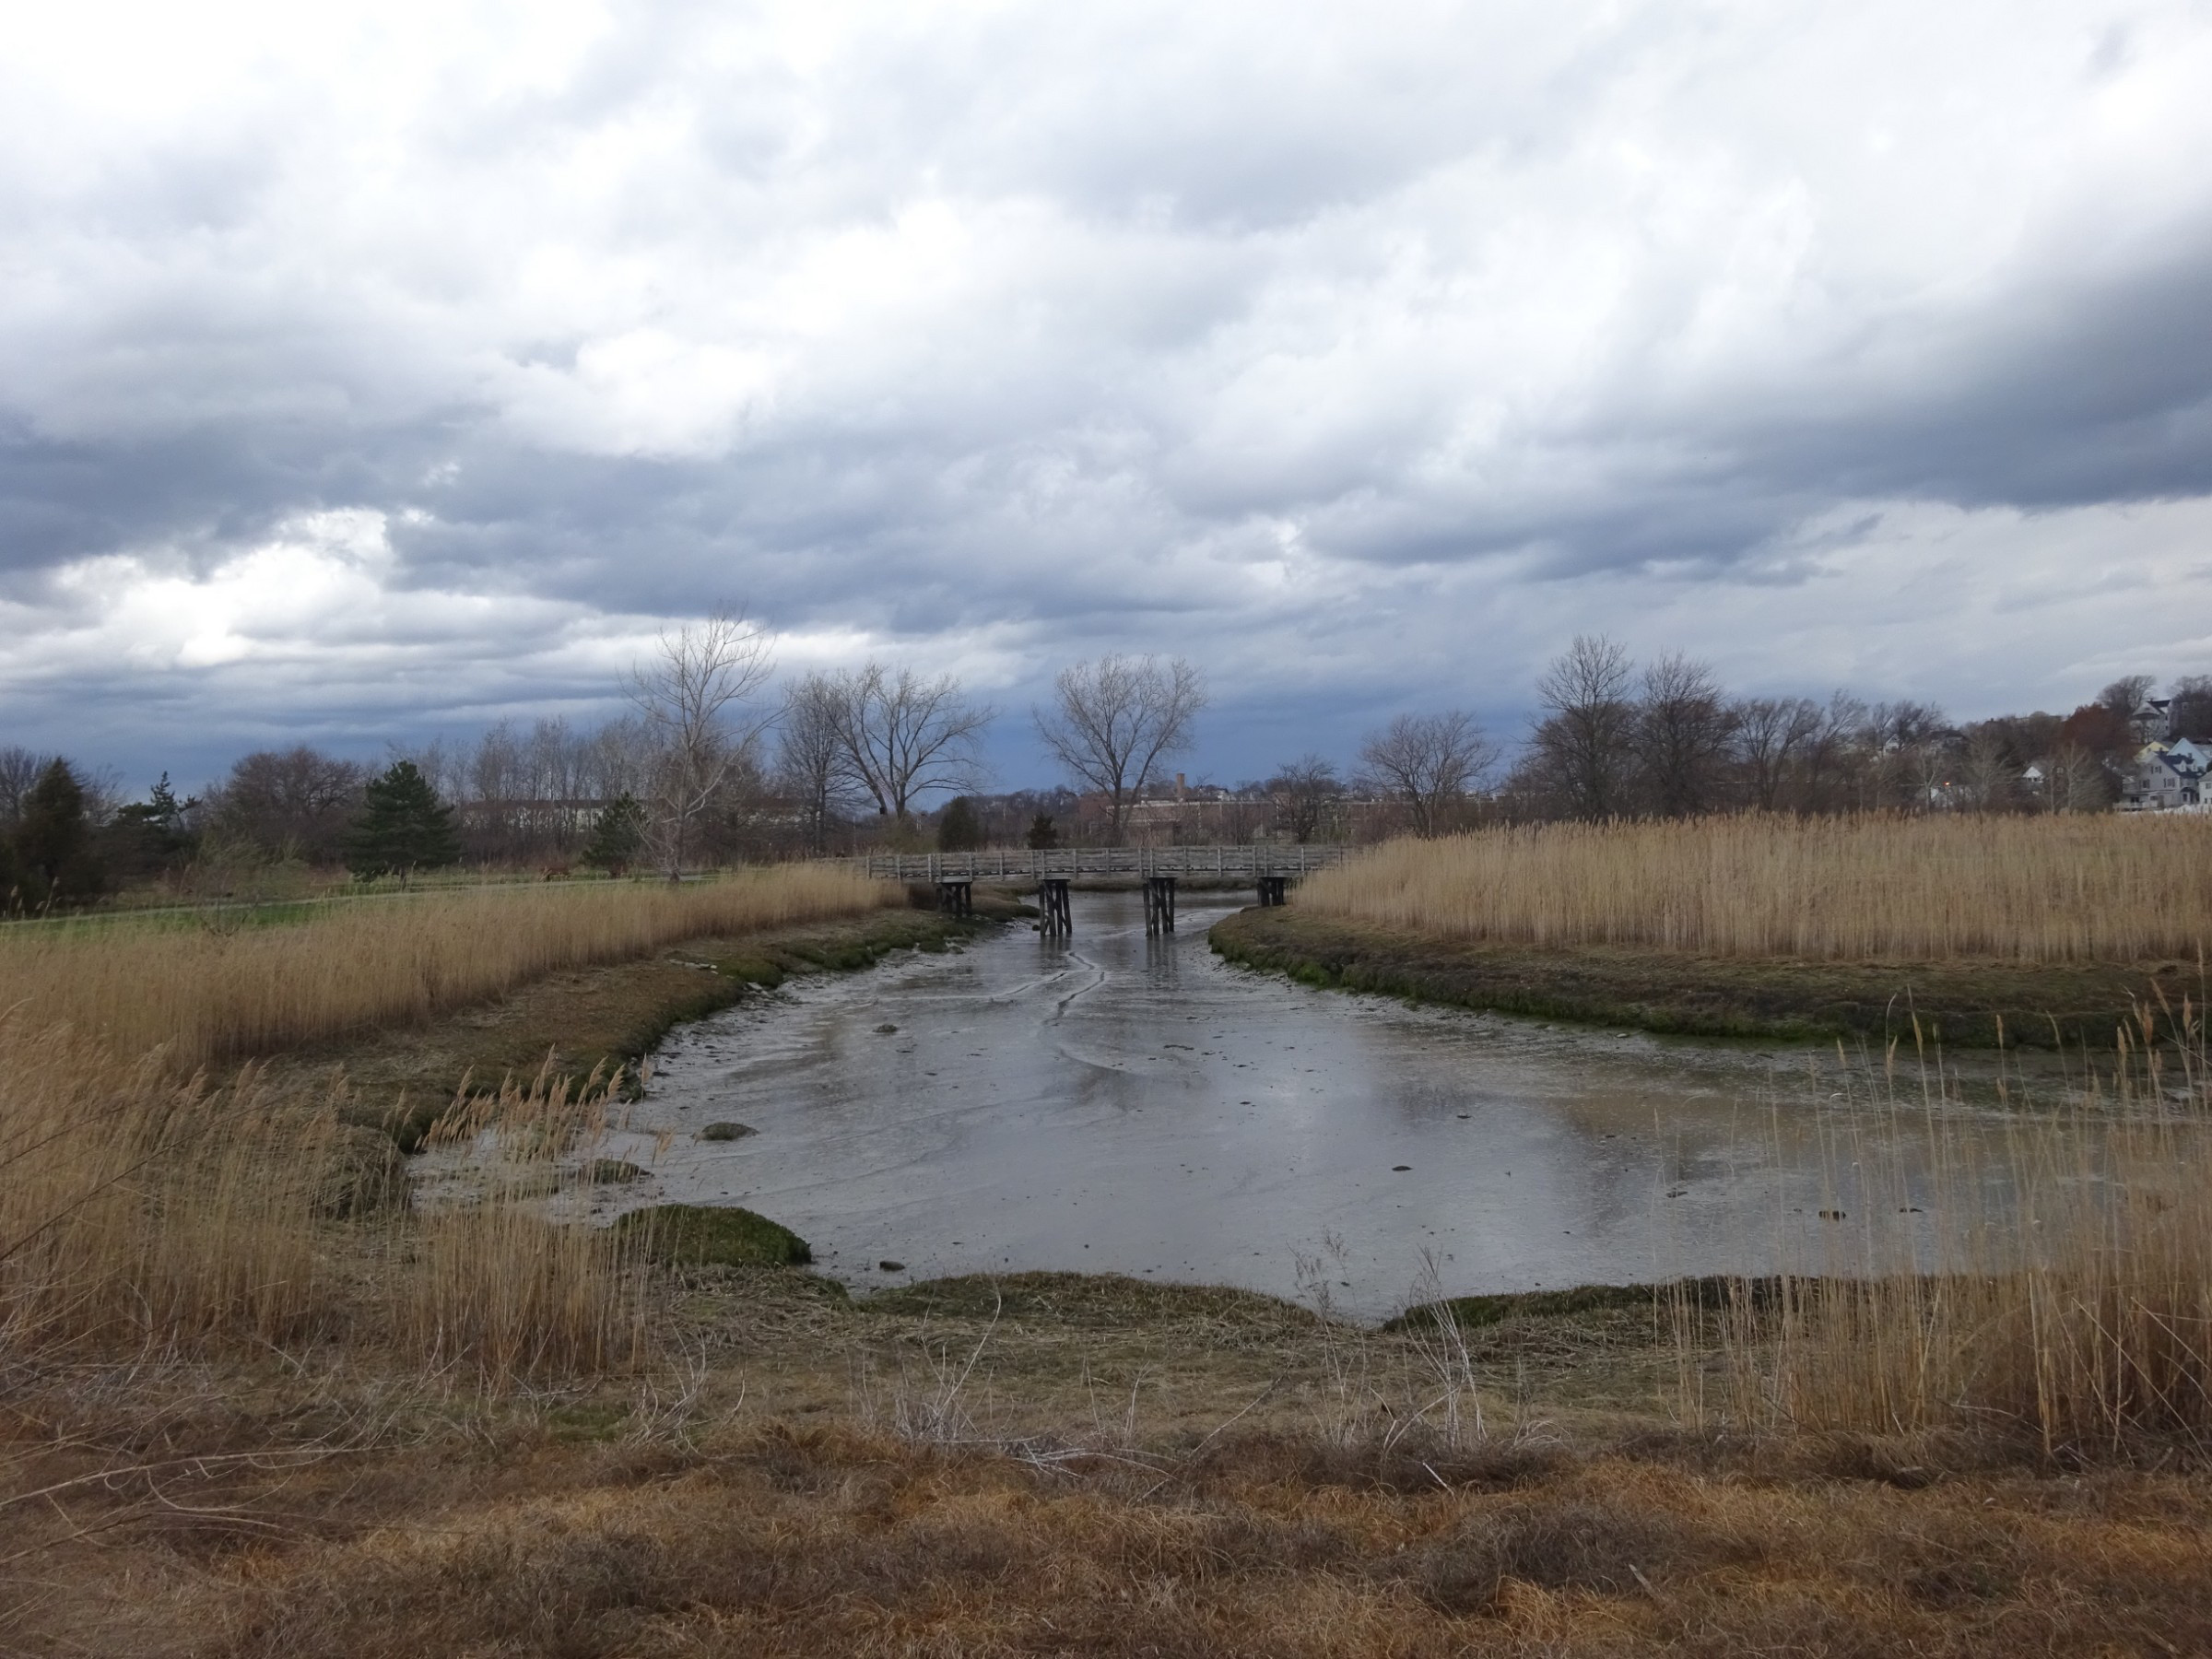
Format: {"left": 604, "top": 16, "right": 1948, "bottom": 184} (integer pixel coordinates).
{"left": 5, "top": 0, "right": 2212, "bottom": 786}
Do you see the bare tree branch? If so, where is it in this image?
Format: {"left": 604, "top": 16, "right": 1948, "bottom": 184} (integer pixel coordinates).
{"left": 1033, "top": 655, "right": 1206, "bottom": 846}
{"left": 1267, "top": 755, "right": 1341, "bottom": 844}
{"left": 626, "top": 610, "right": 776, "bottom": 877}
{"left": 1636, "top": 652, "right": 1735, "bottom": 818}
{"left": 1529, "top": 635, "right": 1637, "bottom": 819}
{"left": 820, "top": 663, "right": 994, "bottom": 823}
{"left": 776, "top": 673, "right": 860, "bottom": 853}
{"left": 1356, "top": 712, "right": 1495, "bottom": 837}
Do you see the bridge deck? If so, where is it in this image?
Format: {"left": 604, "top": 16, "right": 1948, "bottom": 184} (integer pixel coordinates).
{"left": 843, "top": 844, "right": 1352, "bottom": 881}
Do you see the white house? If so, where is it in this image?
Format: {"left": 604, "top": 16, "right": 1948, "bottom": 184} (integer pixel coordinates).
{"left": 2130, "top": 698, "right": 2176, "bottom": 742}
{"left": 2122, "top": 742, "right": 2205, "bottom": 810}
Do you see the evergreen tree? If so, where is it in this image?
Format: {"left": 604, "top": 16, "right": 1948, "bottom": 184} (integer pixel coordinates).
{"left": 106, "top": 771, "right": 199, "bottom": 879}
{"left": 580, "top": 792, "right": 646, "bottom": 877}
{"left": 1024, "top": 813, "right": 1061, "bottom": 850}
{"left": 936, "top": 795, "right": 983, "bottom": 852}
{"left": 16, "top": 759, "right": 105, "bottom": 907}
{"left": 347, "top": 760, "right": 460, "bottom": 884}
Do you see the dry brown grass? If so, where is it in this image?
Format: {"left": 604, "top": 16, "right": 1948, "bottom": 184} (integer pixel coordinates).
{"left": 1305, "top": 813, "right": 2212, "bottom": 962}
{"left": 13, "top": 1410, "right": 2212, "bottom": 1657}
{"left": 0, "top": 865, "right": 900, "bottom": 1073}
{"left": 1683, "top": 1002, "right": 2212, "bottom": 1456}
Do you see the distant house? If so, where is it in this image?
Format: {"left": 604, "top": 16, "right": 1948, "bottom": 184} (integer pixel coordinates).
{"left": 2130, "top": 698, "right": 2177, "bottom": 743}
{"left": 2122, "top": 742, "right": 2205, "bottom": 811}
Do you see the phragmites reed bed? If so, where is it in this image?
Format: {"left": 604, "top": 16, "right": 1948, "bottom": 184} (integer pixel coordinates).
{"left": 0, "top": 866, "right": 887, "bottom": 1384}
{"left": 0, "top": 1013, "right": 651, "bottom": 1387}
{"left": 1679, "top": 995, "right": 2212, "bottom": 1453}
{"left": 1303, "top": 813, "right": 2212, "bottom": 963}
{"left": 0, "top": 864, "right": 900, "bottom": 1073}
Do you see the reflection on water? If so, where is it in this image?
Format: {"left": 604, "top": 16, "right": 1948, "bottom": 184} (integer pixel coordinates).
{"left": 606, "top": 890, "right": 2093, "bottom": 1315}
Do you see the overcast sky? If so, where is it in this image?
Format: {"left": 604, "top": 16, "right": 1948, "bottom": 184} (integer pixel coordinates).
{"left": 5, "top": 0, "right": 2211, "bottom": 793}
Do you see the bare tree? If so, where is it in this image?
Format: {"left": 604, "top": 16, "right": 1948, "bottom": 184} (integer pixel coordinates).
{"left": 1864, "top": 700, "right": 1950, "bottom": 751}
{"left": 1636, "top": 653, "right": 1736, "bottom": 817}
{"left": 1955, "top": 727, "right": 2018, "bottom": 813}
{"left": 1033, "top": 654, "right": 1206, "bottom": 846}
{"left": 1529, "top": 635, "right": 1638, "bottom": 819}
{"left": 1797, "top": 692, "right": 1871, "bottom": 814}
{"left": 823, "top": 662, "right": 994, "bottom": 826}
{"left": 777, "top": 673, "right": 860, "bottom": 853}
{"left": 205, "top": 747, "right": 367, "bottom": 863}
{"left": 1268, "top": 755, "right": 1342, "bottom": 843}
{"left": 627, "top": 610, "right": 777, "bottom": 877}
{"left": 2169, "top": 674, "right": 2212, "bottom": 742}
{"left": 2044, "top": 741, "right": 2112, "bottom": 813}
{"left": 0, "top": 747, "right": 56, "bottom": 829}
{"left": 1357, "top": 712, "right": 1496, "bottom": 837}
{"left": 1731, "top": 697, "right": 1822, "bottom": 812}
{"left": 2098, "top": 675, "right": 2157, "bottom": 722}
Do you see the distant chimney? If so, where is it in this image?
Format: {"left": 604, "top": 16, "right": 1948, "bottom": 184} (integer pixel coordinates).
{"left": 1176, "top": 772, "right": 1186, "bottom": 800}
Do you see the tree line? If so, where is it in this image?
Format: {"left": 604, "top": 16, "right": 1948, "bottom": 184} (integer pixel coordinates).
{"left": 7, "top": 618, "right": 2206, "bottom": 906}
{"left": 1498, "top": 639, "right": 2207, "bottom": 821}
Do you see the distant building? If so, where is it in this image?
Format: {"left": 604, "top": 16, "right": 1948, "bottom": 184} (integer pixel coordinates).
{"left": 2121, "top": 742, "right": 2204, "bottom": 811}
{"left": 2130, "top": 698, "right": 2177, "bottom": 743}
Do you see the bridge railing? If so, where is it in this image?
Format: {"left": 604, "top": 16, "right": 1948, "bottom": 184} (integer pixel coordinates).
{"left": 839, "top": 844, "right": 1355, "bottom": 882}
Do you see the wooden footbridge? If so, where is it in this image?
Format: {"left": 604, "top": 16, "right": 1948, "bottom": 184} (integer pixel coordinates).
{"left": 848, "top": 844, "right": 1347, "bottom": 937}
{"left": 852, "top": 844, "right": 1350, "bottom": 882}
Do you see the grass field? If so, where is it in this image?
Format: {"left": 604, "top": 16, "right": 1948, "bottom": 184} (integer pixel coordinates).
{"left": 1300, "top": 813, "right": 2212, "bottom": 963}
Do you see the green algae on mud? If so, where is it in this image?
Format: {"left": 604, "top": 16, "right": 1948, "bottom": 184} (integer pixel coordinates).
{"left": 859, "top": 1269, "right": 1319, "bottom": 1330}
{"left": 618, "top": 1202, "right": 815, "bottom": 1266}
{"left": 1210, "top": 904, "right": 2195, "bottom": 1050}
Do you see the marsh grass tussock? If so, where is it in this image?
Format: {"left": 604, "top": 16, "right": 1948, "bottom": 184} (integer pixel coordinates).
{"left": 0, "top": 864, "right": 899, "bottom": 1074}
{"left": 1304, "top": 813, "right": 2212, "bottom": 962}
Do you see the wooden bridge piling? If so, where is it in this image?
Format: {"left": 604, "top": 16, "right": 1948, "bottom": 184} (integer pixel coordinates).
{"left": 1143, "top": 876, "right": 1177, "bottom": 935}
{"left": 1038, "top": 877, "right": 1073, "bottom": 935}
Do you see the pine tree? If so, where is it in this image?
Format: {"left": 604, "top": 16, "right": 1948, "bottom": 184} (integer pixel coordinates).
{"left": 936, "top": 795, "right": 983, "bottom": 852}
{"left": 16, "top": 759, "right": 105, "bottom": 908}
{"left": 580, "top": 792, "right": 646, "bottom": 877}
{"left": 1024, "top": 813, "right": 1061, "bottom": 850}
{"left": 107, "top": 771, "right": 199, "bottom": 878}
{"left": 347, "top": 760, "right": 459, "bottom": 884}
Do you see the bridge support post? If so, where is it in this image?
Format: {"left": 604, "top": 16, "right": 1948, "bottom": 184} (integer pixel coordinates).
{"left": 1143, "top": 875, "right": 1177, "bottom": 935}
{"left": 1038, "top": 877, "right": 1072, "bottom": 936}
{"left": 1256, "top": 875, "right": 1288, "bottom": 907}
{"left": 935, "top": 877, "right": 972, "bottom": 918}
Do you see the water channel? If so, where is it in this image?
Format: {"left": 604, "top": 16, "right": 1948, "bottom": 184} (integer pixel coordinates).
{"left": 603, "top": 890, "right": 2084, "bottom": 1317}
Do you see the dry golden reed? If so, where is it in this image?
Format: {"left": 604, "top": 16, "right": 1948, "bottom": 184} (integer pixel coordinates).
{"left": 0, "top": 868, "right": 879, "bottom": 1381}
{"left": 0, "top": 1018, "right": 336, "bottom": 1354}
{"left": 394, "top": 1067, "right": 652, "bottom": 1386}
{"left": 0, "top": 865, "right": 900, "bottom": 1074}
{"left": 1684, "top": 1001, "right": 2212, "bottom": 1452}
{"left": 0, "top": 1011, "right": 649, "bottom": 1385}
{"left": 1305, "top": 813, "right": 2212, "bottom": 962}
